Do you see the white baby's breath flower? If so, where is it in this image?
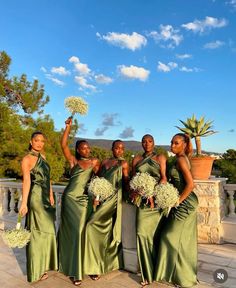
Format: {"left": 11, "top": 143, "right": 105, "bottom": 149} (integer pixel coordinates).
{"left": 1, "top": 216, "right": 31, "bottom": 248}
{"left": 64, "top": 96, "right": 88, "bottom": 117}
{"left": 154, "top": 183, "right": 179, "bottom": 210}
{"left": 130, "top": 172, "right": 157, "bottom": 198}
{"left": 88, "top": 176, "right": 115, "bottom": 201}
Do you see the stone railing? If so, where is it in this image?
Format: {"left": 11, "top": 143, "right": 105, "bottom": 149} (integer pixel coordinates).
{"left": 223, "top": 183, "right": 236, "bottom": 217}
{"left": 0, "top": 178, "right": 235, "bottom": 243}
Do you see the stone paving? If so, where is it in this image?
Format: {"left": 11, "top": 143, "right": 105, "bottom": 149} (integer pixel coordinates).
{"left": 0, "top": 235, "right": 236, "bottom": 288}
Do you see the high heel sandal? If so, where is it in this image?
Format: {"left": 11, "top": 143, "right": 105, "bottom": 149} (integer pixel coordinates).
{"left": 141, "top": 280, "right": 149, "bottom": 286}
{"left": 73, "top": 280, "right": 82, "bottom": 286}
{"left": 90, "top": 275, "right": 100, "bottom": 281}
{"left": 69, "top": 277, "right": 82, "bottom": 286}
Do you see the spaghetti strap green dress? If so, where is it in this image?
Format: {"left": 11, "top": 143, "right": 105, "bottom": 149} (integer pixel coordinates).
{"left": 26, "top": 152, "right": 57, "bottom": 282}
{"left": 58, "top": 164, "right": 94, "bottom": 281}
{"left": 84, "top": 160, "right": 123, "bottom": 275}
{"left": 135, "top": 154, "right": 164, "bottom": 284}
{"left": 154, "top": 159, "right": 198, "bottom": 287}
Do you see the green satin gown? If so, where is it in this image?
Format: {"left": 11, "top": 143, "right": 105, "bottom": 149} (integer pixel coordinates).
{"left": 58, "top": 164, "right": 94, "bottom": 281}
{"left": 84, "top": 161, "right": 123, "bottom": 275}
{"left": 135, "top": 154, "right": 164, "bottom": 284}
{"left": 154, "top": 159, "right": 198, "bottom": 287}
{"left": 25, "top": 153, "right": 57, "bottom": 282}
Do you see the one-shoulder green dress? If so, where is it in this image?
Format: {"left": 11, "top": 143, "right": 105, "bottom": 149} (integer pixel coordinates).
{"left": 58, "top": 164, "right": 94, "bottom": 281}
{"left": 154, "top": 159, "right": 198, "bottom": 287}
{"left": 26, "top": 153, "right": 57, "bottom": 282}
{"left": 84, "top": 161, "right": 123, "bottom": 275}
{"left": 135, "top": 154, "right": 164, "bottom": 284}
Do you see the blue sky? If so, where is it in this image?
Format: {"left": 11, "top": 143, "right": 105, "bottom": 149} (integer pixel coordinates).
{"left": 1, "top": 0, "right": 236, "bottom": 153}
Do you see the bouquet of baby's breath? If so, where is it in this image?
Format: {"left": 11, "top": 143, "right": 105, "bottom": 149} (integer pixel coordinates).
{"left": 1, "top": 215, "right": 31, "bottom": 248}
{"left": 64, "top": 96, "right": 88, "bottom": 118}
{"left": 88, "top": 177, "right": 115, "bottom": 211}
{"left": 154, "top": 183, "right": 179, "bottom": 216}
{"left": 129, "top": 172, "right": 157, "bottom": 207}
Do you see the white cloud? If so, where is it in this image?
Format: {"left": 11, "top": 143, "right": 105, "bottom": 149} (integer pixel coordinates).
{"left": 69, "top": 56, "right": 91, "bottom": 75}
{"left": 203, "top": 40, "right": 225, "bottom": 49}
{"left": 102, "top": 113, "right": 120, "bottom": 126}
{"left": 95, "top": 126, "right": 109, "bottom": 136}
{"left": 95, "top": 74, "right": 113, "bottom": 84}
{"left": 74, "top": 62, "right": 91, "bottom": 75}
{"left": 118, "top": 65, "right": 150, "bottom": 81}
{"left": 75, "top": 76, "right": 96, "bottom": 91}
{"left": 182, "top": 16, "right": 228, "bottom": 33}
{"left": 51, "top": 66, "right": 70, "bottom": 76}
{"left": 69, "top": 56, "right": 80, "bottom": 63}
{"left": 46, "top": 74, "right": 65, "bottom": 86}
{"left": 78, "top": 123, "right": 87, "bottom": 134}
{"left": 157, "top": 61, "right": 178, "bottom": 72}
{"left": 227, "top": 0, "right": 236, "bottom": 9}
{"left": 148, "top": 25, "right": 183, "bottom": 48}
{"left": 119, "top": 127, "right": 134, "bottom": 139}
{"left": 97, "top": 32, "right": 147, "bottom": 51}
{"left": 179, "top": 66, "right": 200, "bottom": 72}
{"left": 40, "top": 66, "right": 47, "bottom": 73}
{"left": 176, "top": 54, "right": 192, "bottom": 59}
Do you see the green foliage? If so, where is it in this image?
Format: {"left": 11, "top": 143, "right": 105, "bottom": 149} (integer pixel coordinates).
{"left": 0, "top": 51, "right": 49, "bottom": 115}
{"left": 91, "top": 146, "right": 112, "bottom": 162}
{"left": 154, "top": 146, "right": 168, "bottom": 158}
{"left": 213, "top": 149, "right": 236, "bottom": 183}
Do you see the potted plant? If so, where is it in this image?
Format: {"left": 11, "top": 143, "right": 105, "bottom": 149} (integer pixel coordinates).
{"left": 176, "top": 114, "right": 217, "bottom": 180}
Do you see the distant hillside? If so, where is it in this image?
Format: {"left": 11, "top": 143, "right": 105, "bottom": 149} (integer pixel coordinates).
{"left": 74, "top": 137, "right": 221, "bottom": 155}
{"left": 74, "top": 138, "right": 170, "bottom": 152}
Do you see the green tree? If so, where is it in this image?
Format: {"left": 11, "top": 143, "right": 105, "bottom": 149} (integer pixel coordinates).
{"left": 214, "top": 149, "right": 236, "bottom": 183}
{"left": 0, "top": 51, "right": 65, "bottom": 181}
{"left": 0, "top": 51, "right": 49, "bottom": 114}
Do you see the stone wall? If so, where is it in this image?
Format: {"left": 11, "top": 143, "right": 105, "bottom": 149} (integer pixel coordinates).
{"left": 194, "top": 178, "right": 227, "bottom": 244}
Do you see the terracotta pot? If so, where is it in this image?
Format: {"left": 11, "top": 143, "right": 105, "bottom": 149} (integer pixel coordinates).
{"left": 190, "top": 156, "right": 215, "bottom": 180}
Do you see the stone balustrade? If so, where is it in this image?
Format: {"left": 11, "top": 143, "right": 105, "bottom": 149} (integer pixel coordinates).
{"left": 0, "top": 178, "right": 235, "bottom": 244}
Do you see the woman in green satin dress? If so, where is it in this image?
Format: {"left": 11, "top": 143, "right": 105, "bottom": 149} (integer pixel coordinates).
{"left": 154, "top": 133, "right": 198, "bottom": 287}
{"left": 19, "top": 132, "right": 58, "bottom": 282}
{"left": 131, "top": 134, "right": 167, "bottom": 286}
{"left": 84, "top": 140, "right": 129, "bottom": 280}
{"left": 58, "top": 118, "right": 100, "bottom": 286}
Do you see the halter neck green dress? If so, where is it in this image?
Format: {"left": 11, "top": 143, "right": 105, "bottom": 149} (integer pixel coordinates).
{"left": 58, "top": 164, "right": 94, "bottom": 281}
{"left": 154, "top": 158, "right": 198, "bottom": 287}
{"left": 26, "top": 152, "right": 57, "bottom": 282}
{"left": 84, "top": 160, "right": 123, "bottom": 275}
{"left": 135, "top": 154, "right": 164, "bottom": 284}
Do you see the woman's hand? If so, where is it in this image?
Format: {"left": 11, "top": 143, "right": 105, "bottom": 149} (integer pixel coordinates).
{"left": 159, "top": 177, "right": 167, "bottom": 184}
{"left": 50, "top": 194, "right": 55, "bottom": 206}
{"left": 65, "top": 117, "right": 72, "bottom": 126}
{"left": 148, "top": 196, "right": 154, "bottom": 209}
{"left": 19, "top": 204, "right": 28, "bottom": 217}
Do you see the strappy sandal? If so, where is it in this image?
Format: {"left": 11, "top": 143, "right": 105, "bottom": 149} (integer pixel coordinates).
{"left": 73, "top": 280, "right": 82, "bottom": 286}
{"left": 40, "top": 272, "right": 48, "bottom": 281}
{"left": 140, "top": 280, "right": 149, "bottom": 286}
{"left": 90, "top": 275, "right": 100, "bottom": 281}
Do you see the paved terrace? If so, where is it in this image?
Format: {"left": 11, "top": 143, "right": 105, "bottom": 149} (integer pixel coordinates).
{"left": 0, "top": 235, "right": 236, "bottom": 288}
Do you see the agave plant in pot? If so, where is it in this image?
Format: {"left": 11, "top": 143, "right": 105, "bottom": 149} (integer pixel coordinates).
{"left": 176, "top": 114, "right": 218, "bottom": 180}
